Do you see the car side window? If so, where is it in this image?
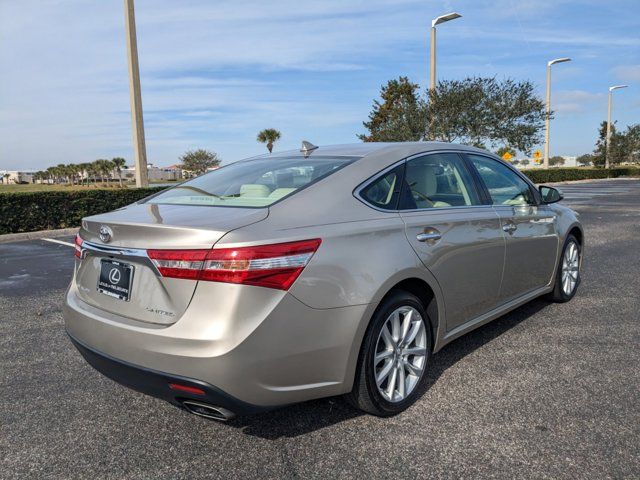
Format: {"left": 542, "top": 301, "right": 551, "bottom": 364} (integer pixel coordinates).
{"left": 359, "top": 165, "right": 403, "bottom": 210}
{"left": 467, "top": 154, "right": 536, "bottom": 206}
{"left": 399, "top": 153, "right": 480, "bottom": 210}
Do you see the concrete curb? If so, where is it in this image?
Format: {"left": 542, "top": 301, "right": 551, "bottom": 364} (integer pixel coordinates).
{"left": 0, "top": 227, "right": 79, "bottom": 244}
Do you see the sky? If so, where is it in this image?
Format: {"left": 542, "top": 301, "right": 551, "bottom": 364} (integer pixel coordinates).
{"left": 0, "top": 0, "right": 639, "bottom": 170}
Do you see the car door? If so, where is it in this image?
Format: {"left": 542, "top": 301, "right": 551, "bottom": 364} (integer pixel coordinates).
{"left": 398, "top": 152, "right": 506, "bottom": 332}
{"left": 465, "top": 154, "right": 559, "bottom": 302}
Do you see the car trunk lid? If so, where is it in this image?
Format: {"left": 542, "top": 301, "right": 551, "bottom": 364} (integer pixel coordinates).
{"left": 74, "top": 203, "right": 268, "bottom": 325}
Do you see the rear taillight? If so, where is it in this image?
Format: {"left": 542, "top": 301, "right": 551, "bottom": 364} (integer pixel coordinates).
{"left": 148, "top": 239, "right": 321, "bottom": 290}
{"left": 74, "top": 234, "right": 84, "bottom": 259}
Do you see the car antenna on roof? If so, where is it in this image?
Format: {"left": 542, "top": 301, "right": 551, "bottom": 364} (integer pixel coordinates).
{"left": 300, "top": 141, "right": 318, "bottom": 157}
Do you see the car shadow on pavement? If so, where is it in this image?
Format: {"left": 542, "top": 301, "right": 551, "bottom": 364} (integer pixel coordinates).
{"left": 226, "top": 298, "right": 550, "bottom": 439}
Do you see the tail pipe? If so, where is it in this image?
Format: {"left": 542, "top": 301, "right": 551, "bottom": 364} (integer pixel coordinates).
{"left": 182, "top": 400, "right": 236, "bottom": 422}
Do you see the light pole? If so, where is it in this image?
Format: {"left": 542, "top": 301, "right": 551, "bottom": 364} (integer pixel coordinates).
{"left": 543, "top": 57, "right": 571, "bottom": 168}
{"left": 429, "top": 12, "right": 462, "bottom": 92}
{"left": 606, "top": 85, "right": 628, "bottom": 169}
{"left": 124, "top": 0, "right": 149, "bottom": 187}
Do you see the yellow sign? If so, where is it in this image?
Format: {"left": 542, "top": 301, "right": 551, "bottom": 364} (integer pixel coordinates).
{"left": 533, "top": 150, "right": 542, "bottom": 159}
{"left": 501, "top": 152, "right": 513, "bottom": 161}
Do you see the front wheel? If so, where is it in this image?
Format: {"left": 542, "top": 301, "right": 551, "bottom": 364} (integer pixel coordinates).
{"left": 549, "top": 234, "right": 581, "bottom": 302}
{"left": 347, "top": 290, "right": 432, "bottom": 416}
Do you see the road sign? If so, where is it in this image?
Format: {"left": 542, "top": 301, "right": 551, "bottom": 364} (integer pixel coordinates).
{"left": 501, "top": 152, "right": 513, "bottom": 161}
{"left": 533, "top": 150, "right": 542, "bottom": 159}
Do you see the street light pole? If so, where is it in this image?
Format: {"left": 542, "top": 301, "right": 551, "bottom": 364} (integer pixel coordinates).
{"left": 428, "top": 12, "right": 461, "bottom": 140}
{"left": 124, "top": 0, "right": 149, "bottom": 188}
{"left": 606, "top": 85, "right": 628, "bottom": 169}
{"left": 429, "top": 12, "right": 461, "bottom": 92}
{"left": 543, "top": 57, "right": 571, "bottom": 168}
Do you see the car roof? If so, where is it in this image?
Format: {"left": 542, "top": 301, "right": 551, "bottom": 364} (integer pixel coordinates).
{"left": 249, "top": 142, "right": 492, "bottom": 160}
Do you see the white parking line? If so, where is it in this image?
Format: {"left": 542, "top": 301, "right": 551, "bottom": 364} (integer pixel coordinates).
{"left": 43, "top": 238, "right": 75, "bottom": 248}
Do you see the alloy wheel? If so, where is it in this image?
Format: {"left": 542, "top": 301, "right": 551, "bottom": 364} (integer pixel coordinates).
{"left": 373, "top": 306, "right": 427, "bottom": 403}
{"left": 561, "top": 241, "right": 580, "bottom": 296}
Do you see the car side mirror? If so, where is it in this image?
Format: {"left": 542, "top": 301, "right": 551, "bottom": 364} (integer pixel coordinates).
{"left": 539, "top": 185, "right": 563, "bottom": 204}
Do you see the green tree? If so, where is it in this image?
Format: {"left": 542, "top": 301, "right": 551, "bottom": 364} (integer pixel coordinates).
{"left": 112, "top": 157, "right": 127, "bottom": 187}
{"left": 2, "top": 173, "right": 9, "bottom": 184}
{"left": 620, "top": 124, "right": 640, "bottom": 164}
{"left": 257, "top": 129, "right": 282, "bottom": 153}
{"left": 549, "top": 156, "right": 565, "bottom": 167}
{"left": 359, "top": 77, "right": 426, "bottom": 142}
{"left": 426, "top": 77, "right": 547, "bottom": 153}
{"left": 520, "top": 159, "right": 530, "bottom": 167}
{"left": 179, "top": 149, "right": 221, "bottom": 175}
{"left": 360, "top": 76, "right": 547, "bottom": 153}
{"left": 592, "top": 121, "right": 628, "bottom": 167}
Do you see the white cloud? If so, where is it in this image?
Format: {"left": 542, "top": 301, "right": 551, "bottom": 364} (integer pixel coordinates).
{"left": 612, "top": 64, "right": 640, "bottom": 83}
{"left": 553, "top": 90, "right": 604, "bottom": 115}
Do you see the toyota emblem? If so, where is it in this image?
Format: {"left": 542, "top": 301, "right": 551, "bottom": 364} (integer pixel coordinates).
{"left": 99, "top": 225, "right": 113, "bottom": 243}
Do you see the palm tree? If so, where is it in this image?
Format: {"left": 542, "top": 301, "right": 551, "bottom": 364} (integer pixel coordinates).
{"left": 46, "top": 166, "right": 56, "bottom": 184}
{"left": 2, "top": 173, "right": 10, "bottom": 185}
{"left": 257, "top": 128, "right": 282, "bottom": 154}
{"left": 111, "top": 157, "right": 127, "bottom": 187}
{"left": 77, "top": 163, "right": 89, "bottom": 186}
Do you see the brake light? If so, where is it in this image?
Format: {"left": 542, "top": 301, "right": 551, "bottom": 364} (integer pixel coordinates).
{"left": 148, "top": 239, "right": 321, "bottom": 290}
{"left": 74, "top": 234, "right": 84, "bottom": 259}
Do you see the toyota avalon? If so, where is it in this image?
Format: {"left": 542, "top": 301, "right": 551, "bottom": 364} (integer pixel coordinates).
{"left": 64, "top": 142, "right": 583, "bottom": 420}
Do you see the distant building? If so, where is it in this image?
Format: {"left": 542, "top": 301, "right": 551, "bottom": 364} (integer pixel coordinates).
{"left": 121, "top": 164, "right": 183, "bottom": 182}
{"left": 0, "top": 170, "right": 35, "bottom": 184}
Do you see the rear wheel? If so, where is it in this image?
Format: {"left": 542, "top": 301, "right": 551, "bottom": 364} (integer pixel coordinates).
{"left": 549, "top": 234, "right": 581, "bottom": 302}
{"left": 347, "top": 290, "right": 432, "bottom": 416}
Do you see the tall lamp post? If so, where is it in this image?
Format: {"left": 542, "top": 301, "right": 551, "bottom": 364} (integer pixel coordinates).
{"left": 543, "top": 57, "right": 571, "bottom": 168}
{"left": 124, "top": 0, "right": 149, "bottom": 187}
{"left": 606, "top": 85, "right": 628, "bottom": 169}
{"left": 429, "top": 12, "right": 462, "bottom": 92}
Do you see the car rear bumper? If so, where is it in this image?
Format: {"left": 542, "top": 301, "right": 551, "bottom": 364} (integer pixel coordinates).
{"left": 68, "top": 333, "right": 263, "bottom": 417}
{"left": 63, "top": 280, "right": 369, "bottom": 408}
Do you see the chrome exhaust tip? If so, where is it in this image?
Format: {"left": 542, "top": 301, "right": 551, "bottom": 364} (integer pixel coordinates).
{"left": 182, "top": 400, "right": 235, "bottom": 422}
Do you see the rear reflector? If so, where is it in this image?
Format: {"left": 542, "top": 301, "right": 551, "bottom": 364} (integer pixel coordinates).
{"left": 148, "top": 239, "right": 321, "bottom": 290}
{"left": 168, "top": 383, "right": 206, "bottom": 396}
{"left": 74, "top": 234, "right": 84, "bottom": 259}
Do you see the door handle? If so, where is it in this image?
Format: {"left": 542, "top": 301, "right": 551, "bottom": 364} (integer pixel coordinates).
{"left": 416, "top": 232, "right": 442, "bottom": 243}
{"left": 502, "top": 223, "right": 517, "bottom": 233}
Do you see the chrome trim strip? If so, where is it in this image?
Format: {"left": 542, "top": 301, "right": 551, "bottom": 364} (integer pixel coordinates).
{"left": 81, "top": 241, "right": 159, "bottom": 273}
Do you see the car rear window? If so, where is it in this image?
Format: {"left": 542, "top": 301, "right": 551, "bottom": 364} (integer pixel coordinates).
{"left": 146, "top": 155, "right": 357, "bottom": 207}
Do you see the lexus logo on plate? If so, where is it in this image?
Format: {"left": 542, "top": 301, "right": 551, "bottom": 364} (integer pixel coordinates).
{"left": 99, "top": 225, "right": 113, "bottom": 243}
{"left": 108, "top": 268, "right": 121, "bottom": 284}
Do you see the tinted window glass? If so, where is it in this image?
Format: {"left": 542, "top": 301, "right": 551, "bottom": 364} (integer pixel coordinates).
{"left": 467, "top": 155, "right": 535, "bottom": 206}
{"left": 360, "top": 165, "right": 403, "bottom": 210}
{"left": 147, "top": 156, "right": 356, "bottom": 207}
{"left": 399, "top": 153, "right": 480, "bottom": 210}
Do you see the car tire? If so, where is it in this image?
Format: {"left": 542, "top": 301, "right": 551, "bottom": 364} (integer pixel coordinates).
{"left": 548, "top": 234, "right": 581, "bottom": 303}
{"left": 346, "top": 290, "right": 433, "bottom": 417}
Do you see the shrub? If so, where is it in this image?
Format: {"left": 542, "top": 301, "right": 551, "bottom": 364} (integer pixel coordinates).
{"left": 0, "top": 187, "right": 165, "bottom": 235}
{"left": 522, "top": 167, "right": 640, "bottom": 184}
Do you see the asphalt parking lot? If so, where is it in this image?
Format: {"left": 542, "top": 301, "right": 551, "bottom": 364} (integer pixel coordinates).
{"left": 1, "top": 179, "right": 639, "bottom": 479}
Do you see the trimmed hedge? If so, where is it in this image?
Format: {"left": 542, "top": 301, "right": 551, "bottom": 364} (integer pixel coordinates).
{"left": 0, "top": 187, "right": 165, "bottom": 235}
{"left": 522, "top": 167, "right": 640, "bottom": 184}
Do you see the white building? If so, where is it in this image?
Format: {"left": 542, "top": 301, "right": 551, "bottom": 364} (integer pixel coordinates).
{"left": 0, "top": 170, "right": 35, "bottom": 184}
{"left": 121, "top": 164, "right": 183, "bottom": 182}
